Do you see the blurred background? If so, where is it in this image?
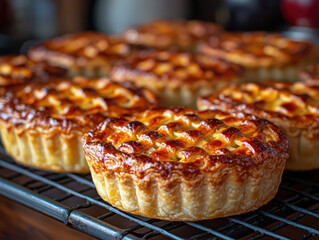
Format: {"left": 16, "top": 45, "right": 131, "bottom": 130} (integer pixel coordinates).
{"left": 0, "top": 0, "right": 318, "bottom": 55}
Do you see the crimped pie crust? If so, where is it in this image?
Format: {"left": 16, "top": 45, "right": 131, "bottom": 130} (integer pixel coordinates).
{"left": 123, "top": 19, "right": 222, "bottom": 51}
{"left": 82, "top": 107, "right": 289, "bottom": 220}
{"left": 28, "top": 32, "right": 133, "bottom": 77}
{"left": 0, "top": 54, "right": 66, "bottom": 87}
{"left": 198, "top": 32, "right": 319, "bottom": 82}
{"left": 0, "top": 77, "right": 158, "bottom": 172}
{"left": 198, "top": 81, "right": 319, "bottom": 170}
{"left": 110, "top": 49, "right": 244, "bottom": 107}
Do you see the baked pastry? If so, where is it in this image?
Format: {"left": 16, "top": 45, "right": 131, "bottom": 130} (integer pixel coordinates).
{"left": 28, "top": 32, "right": 133, "bottom": 77}
{"left": 110, "top": 49, "right": 244, "bottom": 107}
{"left": 198, "top": 32, "right": 319, "bottom": 82}
{"left": 123, "top": 19, "right": 222, "bottom": 51}
{"left": 82, "top": 107, "right": 289, "bottom": 221}
{"left": 198, "top": 81, "right": 319, "bottom": 170}
{"left": 0, "top": 77, "right": 158, "bottom": 173}
{"left": 299, "top": 64, "right": 319, "bottom": 86}
{"left": 0, "top": 54, "right": 66, "bottom": 87}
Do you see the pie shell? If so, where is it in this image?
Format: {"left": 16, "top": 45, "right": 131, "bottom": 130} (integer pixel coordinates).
{"left": 299, "top": 63, "right": 319, "bottom": 86}
{"left": 123, "top": 19, "right": 222, "bottom": 51}
{"left": 28, "top": 32, "right": 133, "bottom": 77}
{"left": 110, "top": 50, "right": 244, "bottom": 108}
{"left": 0, "top": 54, "right": 66, "bottom": 87}
{"left": 198, "top": 82, "right": 319, "bottom": 170}
{"left": 198, "top": 32, "right": 319, "bottom": 82}
{"left": 0, "top": 77, "right": 158, "bottom": 172}
{"left": 82, "top": 108, "right": 289, "bottom": 220}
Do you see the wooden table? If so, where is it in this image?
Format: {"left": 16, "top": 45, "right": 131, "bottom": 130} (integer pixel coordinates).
{"left": 0, "top": 195, "right": 94, "bottom": 240}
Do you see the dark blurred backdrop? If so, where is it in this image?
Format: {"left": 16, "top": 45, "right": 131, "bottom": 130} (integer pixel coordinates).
{"left": 0, "top": 0, "right": 318, "bottom": 55}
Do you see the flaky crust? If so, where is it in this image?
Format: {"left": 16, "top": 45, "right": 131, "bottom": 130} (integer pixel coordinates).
{"left": 0, "top": 77, "right": 158, "bottom": 172}
{"left": 123, "top": 19, "right": 222, "bottom": 51}
{"left": 198, "top": 81, "right": 319, "bottom": 170}
{"left": 110, "top": 49, "right": 244, "bottom": 107}
{"left": 82, "top": 108, "right": 289, "bottom": 220}
{"left": 28, "top": 32, "right": 133, "bottom": 77}
{"left": 299, "top": 64, "right": 319, "bottom": 86}
{"left": 0, "top": 54, "right": 66, "bottom": 87}
{"left": 198, "top": 32, "right": 319, "bottom": 82}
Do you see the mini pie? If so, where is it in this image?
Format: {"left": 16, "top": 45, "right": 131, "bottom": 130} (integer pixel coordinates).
{"left": 0, "top": 77, "right": 158, "bottom": 173}
{"left": 123, "top": 19, "right": 222, "bottom": 51}
{"left": 299, "top": 64, "right": 319, "bottom": 86}
{"left": 82, "top": 107, "right": 289, "bottom": 221}
{"left": 110, "top": 49, "right": 244, "bottom": 107}
{"left": 28, "top": 31, "right": 133, "bottom": 77}
{"left": 198, "top": 81, "right": 319, "bottom": 170}
{"left": 0, "top": 54, "right": 66, "bottom": 87}
{"left": 198, "top": 32, "right": 319, "bottom": 82}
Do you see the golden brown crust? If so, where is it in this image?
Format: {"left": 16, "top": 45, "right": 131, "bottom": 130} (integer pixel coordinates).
{"left": 198, "top": 81, "right": 319, "bottom": 129}
{"left": 198, "top": 82, "right": 319, "bottom": 170}
{"left": 0, "top": 77, "right": 158, "bottom": 172}
{"left": 0, "top": 126, "right": 89, "bottom": 173}
{"left": 299, "top": 64, "right": 319, "bottom": 86}
{"left": 84, "top": 107, "right": 289, "bottom": 172}
{"left": 110, "top": 49, "right": 244, "bottom": 107}
{"left": 27, "top": 32, "right": 134, "bottom": 77}
{"left": 123, "top": 19, "right": 222, "bottom": 51}
{"left": 82, "top": 107, "right": 289, "bottom": 220}
{"left": 0, "top": 54, "right": 67, "bottom": 87}
{"left": 198, "top": 32, "right": 319, "bottom": 69}
{"left": 0, "top": 77, "right": 158, "bottom": 133}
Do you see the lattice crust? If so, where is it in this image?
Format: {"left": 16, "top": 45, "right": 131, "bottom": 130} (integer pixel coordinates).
{"left": 84, "top": 108, "right": 288, "bottom": 163}
{"left": 112, "top": 50, "right": 243, "bottom": 84}
{"left": 198, "top": 82, "right": 319, "bottom": 127}
{"left": 0, "top": 77, "right": 158, "bottom": 173}
{"left": 82, "top": 108, "right": 289, "bottom": 220}
{"left": 28, "top": 32, "right": 134, "bottom": 77}
{"left": 198, "top": 82, "right": 319, "bottom": 170}
{"left": 0, "top": 77, "right": 158, "bottom": 133}
{"left": 0, "top": 54, "right": 67, "bottom": 86}
{"left": 123, "top": 19, "right": 222, "bottom": 51}
{"left": 110, "top": 49, "right": 243, "bottom": 107}
{"left": 300, "top": 64, "right": 319, "bottom": 86}
{"left": 198, "top": 32, "right": 319, "bottom": 68}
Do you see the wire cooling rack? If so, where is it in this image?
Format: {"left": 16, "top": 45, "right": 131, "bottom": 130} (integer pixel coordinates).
{"left": 0, "top": 142, "right": 318, "bottom": 240}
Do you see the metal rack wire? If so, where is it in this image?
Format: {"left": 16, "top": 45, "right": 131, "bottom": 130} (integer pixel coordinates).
{"left": 0, "top": 142, "right": 318, "bottom": 240}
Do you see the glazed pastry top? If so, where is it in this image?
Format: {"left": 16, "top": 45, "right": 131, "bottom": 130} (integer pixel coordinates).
{"left": 0, "top": 77, "right": 158, "bottom": 133}
{"left": 83, "top": 108, "right": 289, "bottom": 177}
{"left": 198, "top": 82, "right": 319, "bottom": 128}
{"left": 300, "top": 64, "right": 319, "bottom": 86}
{"left": 28, "top": 32, "right": 133, "bottom": 63}
{"left": 0, "top": 55, "right": 66, "bottom": 86}
{"left": 198, "top": 32, "right": 318, "bottom": 68}
{"left": 111, "top": 49, "right": 243, "bottom": 84}
{"left": 123, "top": 19, "right": 222, "bottom": 50}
